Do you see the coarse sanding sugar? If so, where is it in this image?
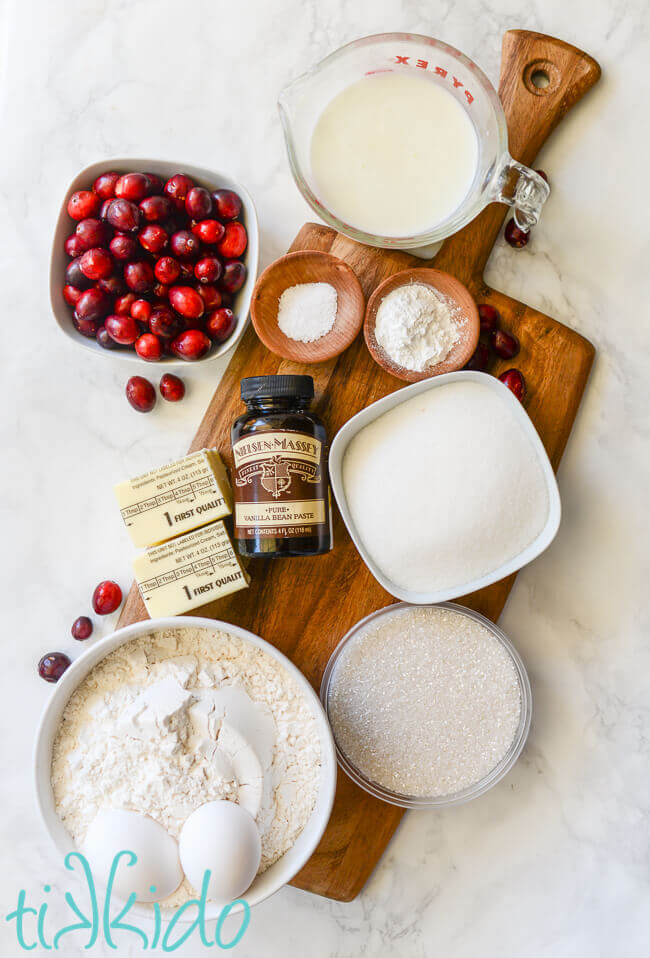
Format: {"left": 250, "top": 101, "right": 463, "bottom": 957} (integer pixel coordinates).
{"left": 327, "top": 605, "right": 522, "bottom": 797}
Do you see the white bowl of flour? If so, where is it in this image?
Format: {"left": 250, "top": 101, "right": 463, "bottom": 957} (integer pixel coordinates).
{"left": 34, "top": 617, "right": 336, "bottom": 918}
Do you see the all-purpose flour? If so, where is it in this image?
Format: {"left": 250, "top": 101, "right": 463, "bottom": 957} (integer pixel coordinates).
{"left": 51, "top": 627, "right": 321, "bottom": 906}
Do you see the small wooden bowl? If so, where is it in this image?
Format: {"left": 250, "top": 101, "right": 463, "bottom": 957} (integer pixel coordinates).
{"left": 250, "top": 250, "right": 365, "bottom": 363}
{"left": 364, "top": 268, "right": 480, "bottom": 382}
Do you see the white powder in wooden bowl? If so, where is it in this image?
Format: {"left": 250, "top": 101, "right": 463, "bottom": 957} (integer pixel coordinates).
{"left": 327, "top": 605, "right": 522, "bottom": 797}
{"left": 277, "top": 282, "right": 337, "bottom": 342}
{"left": 342, "top": 380, "right": 550, "bottom": 594}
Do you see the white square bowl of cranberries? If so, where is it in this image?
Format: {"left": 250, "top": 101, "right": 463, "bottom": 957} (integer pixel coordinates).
{"left": 50, "top": 159, "right": 259, "bottom": 365}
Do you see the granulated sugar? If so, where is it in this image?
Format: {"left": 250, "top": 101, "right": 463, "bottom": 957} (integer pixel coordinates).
{"left": 277, "top": 282, "right": 338, "bottom": 342}
{"left": 327, "top": 606, "right": 522, "bottom": 797}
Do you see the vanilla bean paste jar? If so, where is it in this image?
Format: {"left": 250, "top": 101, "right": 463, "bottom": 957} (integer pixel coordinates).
{"left": 231, "top": 375, "right": 333, "bottom": 557}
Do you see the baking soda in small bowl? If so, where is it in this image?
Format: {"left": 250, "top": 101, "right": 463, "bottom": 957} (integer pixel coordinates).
{"left": 323, "top": 603, "right": 531, "bottom": 806}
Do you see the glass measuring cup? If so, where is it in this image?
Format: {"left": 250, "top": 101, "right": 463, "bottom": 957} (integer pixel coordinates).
{"left": 279, "top": 33, "right": 550, "bottom": 251}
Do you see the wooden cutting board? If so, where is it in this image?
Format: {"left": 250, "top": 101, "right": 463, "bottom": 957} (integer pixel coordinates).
{"left": 118, "top": 30, "right": 601, "bottom": 901}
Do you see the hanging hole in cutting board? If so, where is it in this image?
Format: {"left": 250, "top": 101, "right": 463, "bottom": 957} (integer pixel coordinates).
{"left": 523, "top": 60, "right": 561, "bottom": 96}
{"left": 531, "top": 69, "right": 550, "bottom": 88}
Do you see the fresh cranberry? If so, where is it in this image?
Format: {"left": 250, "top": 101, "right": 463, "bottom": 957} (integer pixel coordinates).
{"left": 124, "top": 261, "right": 154, "bottom": 294}
{"left": 178, "top": 262, "right": 194, "bottom": 281}
{"left": 130, "top": 299, "right": 152, "bottom": 322}
{"left": 139, "top": 195, "right": 173, "bottom": 223}
{"left": 92, "top": 580, "right": 123, "bottom": 614}
{"left": 79, "top": 248, "right": 113, "bottom": 281}
{"left": 110, "top": 233, "right": 137, "bottom": 260}
{"left": 114, "top": 292, "right": 137, "bottom": 315}
{"left": 97, "top": 275, "right": 126, "bottom": 298}
{"left": 135, "top": 332, "right": 163, "bottom": 361}
{"left": 478, "top": 303, "right": 500, "bottom": 335}
{"left": 465, "top": 341, "right": 491, "bottom": 372}
{"left": 169, "top": 286, "right": 204, "bottom": 319}
{"left": 164, "top": 174, "right": 194, "bottom": 211}
{"left": 536, "top": 169, "right": 549, "bottom": 184}
{"left": 197, "top": 284, "right": 222, "bottom": 310}
{"left": 93, "top": 171, "right": 120, "bottom": 199}
{"left": 65, "top": 257, "right": 94, "bottom": 290}
{"left": 67, "top": 190, "right": 102, "bottom": 221}
{"left": 100, "top": 199, "right": 113, "bottom": 220}
{"left": 491, "top": 329, "right": 520, "bottom": 359}
{"left": 149, "top": 306, "right": 179, "bottom": 338}
{"left": 73, "top": 315, "right": 100, "bottom": 338}
{"left": 159, "top": 373, "right": 185, "bottom": 402}
{"left": 504, "top": 219, "right": 529, "bottom": 248}
{"left": 170, "top": 230, "right": 201, "bottom": 261}
{"left": 63, "top": 284, "right": 83, "bottom": 307}
{"left": 71, "top": 616, "right": 93, "bottom": 640}
{"left": 170, "top": 328, "right": 211, "bottom": 361}
{"left": 125, "top": 376, "right": 156, "bottom": 412}
{"left": 205, "top": 307, "right": 236, "bottom": 343}
{"left": 143, "top": 173, "right": 164, "bottom": 195}
{"left": 115, "top": 173, "right": 149, "bottom": 202}
{"left": 154, "top": 256, "right": 181, "bottom": 284}
{"left": 220, "top": 260, "right": 247, "bottom": 294}
{"left": 217, "top": 222, "right": 247, "bottom": 259}
{"left": 38, "top": 652, "right": 71, "bottom": 683}
{"left": 194, "top": 256, "right": 222, "bottom": 284}
{"left": 499, "top": 368, "right": 526, "bottom": 401}
{"left": 211, "top": 189, "right": 242, "bottom": 221}
{"left": 75, "top": 218, "right": 107, "bottom": 251}
{"left": 75, "top": 287, "right": 110, "bottom": 321}
{"left": 64, "top": 234, "right": 86, "bottom": 258}
{"left": 105, "top": 314, "right": 139, "bottom": 345}
{"left": 152, "top": 281, "right": 169, "bottom": 301}
{"left": 185, "top": 186, "right": 212, "bottom": 220}
{"left": 139, "top": 224, "right": 168, "bottom": 254}
{"left": 192, "top": 219, "right": 225, "bottom": 245}
{"left": 107, "top": 198, "right": 141, "bottom": 232}
{"left": 96, "top": 325, "right": 120, "bottom": 349}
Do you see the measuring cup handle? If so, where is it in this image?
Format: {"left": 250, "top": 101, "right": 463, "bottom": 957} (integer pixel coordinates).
{"left": 490, "top": 157, "right": 550, "bottom": 232}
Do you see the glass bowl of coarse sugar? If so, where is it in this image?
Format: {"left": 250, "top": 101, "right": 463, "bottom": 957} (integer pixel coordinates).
{"left": 320, "top": 602, "right": 532, "bottom": 809}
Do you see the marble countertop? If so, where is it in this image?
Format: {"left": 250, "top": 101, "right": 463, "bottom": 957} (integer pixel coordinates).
{"left": 1, "top": 0, "right": 648, "bottom": 954}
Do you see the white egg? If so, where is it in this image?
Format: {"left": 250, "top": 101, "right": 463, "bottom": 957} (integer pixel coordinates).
{"left": 179, "top": 801, "right": 261, "bottom": 902}
{"left": 83, "top": 809, "right": 183, "bottom": 903}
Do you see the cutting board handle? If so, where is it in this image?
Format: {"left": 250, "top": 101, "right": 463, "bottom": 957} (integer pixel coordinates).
{"left": 433, "top": 30, "right": 601, "bottom": 281}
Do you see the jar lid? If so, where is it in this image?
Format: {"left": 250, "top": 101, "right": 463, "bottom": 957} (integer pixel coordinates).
{"left": 240, "top": 375, "right": 314, "bottom": 402}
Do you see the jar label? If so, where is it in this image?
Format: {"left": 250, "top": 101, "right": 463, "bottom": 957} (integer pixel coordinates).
{"left": 232, "top": 430, "right": 327, "bottom": 539}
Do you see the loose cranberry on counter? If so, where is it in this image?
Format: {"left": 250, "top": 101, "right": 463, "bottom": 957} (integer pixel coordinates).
{"left": 197, "top": 284, "right": 222, "bottom": 310}
{"left": 67, "top": 190, "right": 102, "bottom": 221}
{"left": 168, "top": 285, "right": 204, "bottom": 320}
{"left": 205, "top": 307, "right": 236, "bottom": 343}
{"left": 79, "top": 247, "right": 113, "bottom": 281}
{"left": 170, "top": 229, "right": 201, "bottom": 261}
{"left": 64, "top": 234, "right": 86, "bottom": 258}
{"left": 105, "top": 314, "right": 139, "bottom": 345}
{"left": 75, "top": 287, "right": 111, "bottom": 321}
{"left": 75, "top": 218, "right": 107, "bottom": 251}
{"left": 114, "top": 292, "right": 137, "bottom": 315}
{"left": 139, "top": 195, "right": 173, "bottom": 223}
{"left": 491, "top": 329, "right": 520, "bottom": 359}
{"left": 115, "top": 172, "right": 149, "bottom": 202}
{"left": 71, "top": 616, "right": 93, "bottom": 640}
{"left": 478, "top": 303, "right": 499, "bottom": 335}
{"left": 185, "top": 187, "right": 213, "bottom": 220}
{"left": 220, "top": 260, "right": 247, "bottom": 294}
{"left": 192, "top": 219, "right": 225, "bottom": 245}
{"left": 38, "top": 652, "right": 71, "bottom": 683}
{"left": 109, "top": 232, "right": 137, "bottom": 261}
{"left": 504, "top": 219, "right": 529, "bottom": 249}
{"left": 93, "top": 171, "right": 120, "bottom": 199}
{"left": 499, "top": 368, "right": 526, "bottom": 401}
{"left": 159, "top": 373, "right": 185, "bottom": 402}
{"left": 124, "top": 260, "right": 154, "bottom": 294}
{"left": 63, "top": 284, "right": 83, "bottom": 307}
{"left": 92, "top": 580, "right": 123, "bottom": 614}
{"left": 464, "top": 341, "right": 490, "bottom": 372}
{"left": 164, "top": 174, "right": 195, "bottom": 210}
{"left": 125, "top": 376, "right": 156, "bottom": 412}
{"left": 65, "top": 257, "right": 94, "bottom": 291}
{"left": 139, "top": 224, "right": 168, "bottom": 254}
{"left": 130, "top": 299, "right": 152, "bottom": 323}
{"left": 135, "top": 332, "right": 163, "bottom": 361}
{"left": 106, "top": 198, "right": 141, "bottom": 233}
{"left": 96, "top": 325, "right": 120, "bottom": 349}
{"left": 149, "top": 306, "right": 179, "bottom": 339}
{"left": 536, "top": 169, "right": 549, "bottom": 183}
{"left": 155, "top": 256, "right": 181, "bottom": 285}
{"left": 170, "top": 328, "right": 211, "bottom": 361}
{"left": 217, "top": 222, "right": 247, "bottom": 259}
{"left": 194, "top": 256, "right": 222, "bottom": 285}
{"left": 211, "top": 189, "right": 242, "bottom": 221}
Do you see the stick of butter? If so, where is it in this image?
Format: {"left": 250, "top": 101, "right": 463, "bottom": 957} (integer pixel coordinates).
{"left": 133, "top": 521, "right": 249, "bottom": 617}
{"left": 115, "top": 449, "right": 232, "bottom": 548}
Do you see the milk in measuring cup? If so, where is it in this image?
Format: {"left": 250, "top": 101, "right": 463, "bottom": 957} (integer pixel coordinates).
{"left": 310, "top": 71, "right": 479, "bottom": 237}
